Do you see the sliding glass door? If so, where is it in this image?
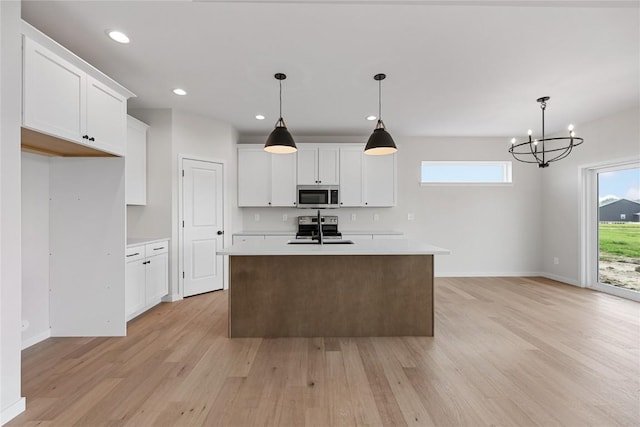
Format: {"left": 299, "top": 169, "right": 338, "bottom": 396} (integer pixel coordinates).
{"left": 594, "top": 164, "right": 640, "bottom": 298}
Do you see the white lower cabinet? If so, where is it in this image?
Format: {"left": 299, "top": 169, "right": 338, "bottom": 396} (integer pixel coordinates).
{"left": 125, "top": 241, "right": 169, "bottom": 322}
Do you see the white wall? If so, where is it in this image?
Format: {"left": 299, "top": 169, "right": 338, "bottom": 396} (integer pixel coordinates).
{"left": 540, "top": 106, "right": 640, "bottom": 285}
{"left": 1, "top": 0, "right": 25, "bottom": 423}
{"left": 21, "top": 153, "right": 50, "bottom": 348}
{"left": 127, "top": 109, "right": 238, "bottom": 297}
{"left": 240, "top": 136, "right": 543, "bottom": 276}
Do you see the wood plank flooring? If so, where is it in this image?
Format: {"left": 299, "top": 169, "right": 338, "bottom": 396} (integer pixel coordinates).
{"left": 9, "top": 277, "right": 640, "bottom": 426}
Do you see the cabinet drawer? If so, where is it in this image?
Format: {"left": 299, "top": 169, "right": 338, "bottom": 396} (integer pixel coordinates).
{"left": 145, "top": 241, "right": 168, "bottom": 256}
{"left": 125, "top": 245, "right": 145, "bottom": 262}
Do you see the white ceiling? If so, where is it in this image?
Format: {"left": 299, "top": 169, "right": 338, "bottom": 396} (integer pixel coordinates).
{"left": 21, "top": 1, "right": 640, "bottom": 139}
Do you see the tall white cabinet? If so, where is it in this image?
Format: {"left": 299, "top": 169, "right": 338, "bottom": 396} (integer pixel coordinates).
{"left": 126, "top": 116, "right": 149, "bottom": 205}
{"left": 20, "top": 23, "right": 134, "bottom": 338}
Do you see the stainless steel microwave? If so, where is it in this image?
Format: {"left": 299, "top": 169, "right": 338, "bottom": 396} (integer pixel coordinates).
{"left": 297, "top": 185, "right": 340, "bottom": 208}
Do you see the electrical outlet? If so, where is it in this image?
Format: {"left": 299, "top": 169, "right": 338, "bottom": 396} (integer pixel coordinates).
{"left": 282, "top": 214, "right": 288, "bottom": 222}
{"left": 254, "top": 213, "right": 260, "bottom": 222}
{"left": 351, "top": 213, "right": 357, "bottom": 221}
{"left": 408, "top": 213, "right": 415, "bottom": 221}
{"left": 553, "top": 257, "right": 559, "bottom": 265}
{"left": 374, "top": 213, "right": 380, "bottom": 221}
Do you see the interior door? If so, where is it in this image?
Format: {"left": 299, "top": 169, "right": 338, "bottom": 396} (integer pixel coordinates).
{"left": 182, "top": 159, "right": 224, "bottom": 297}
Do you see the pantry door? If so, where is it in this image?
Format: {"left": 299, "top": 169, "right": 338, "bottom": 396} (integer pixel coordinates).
{"left": 182, "top": 159, "right": 224, "bottom": 297}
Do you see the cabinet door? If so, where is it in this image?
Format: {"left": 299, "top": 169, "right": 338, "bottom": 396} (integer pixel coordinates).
{"left": 145, "top": 252, "right": 168, "bottom": 304}
{"left": 86, "top": 76, "right": 127, "bottom": 156}
{"left": 125, "top": 259, "right": 146, "bottom": 320}
{"left": 23, "top": 37, "right": 85, "bottom": 143}
{"left": 270, "top": 152, "right": 297, "bottom": 207}
{"left": 339, "top": 147, "right": 363, "bottom": 207}
{"left": 317, "top": 147, "right": 340, "bottom": 185}
{"left": 238, "top": 148, "right": 271, "bottom": 206}
{"left": 363, "top": 153, "right": 396, "bottom": 207}
{"left": 126, "top": 116, "right": 148, "bottom": 205}
{"left": 297, "top": 147, "right": 318, "bottom": 185}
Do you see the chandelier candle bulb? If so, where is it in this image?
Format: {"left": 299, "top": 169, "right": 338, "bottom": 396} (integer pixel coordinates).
{"left": 568, "top": 124, "right": 574, "bottom": 131}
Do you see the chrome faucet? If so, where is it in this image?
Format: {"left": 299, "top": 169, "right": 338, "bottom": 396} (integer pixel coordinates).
{"left": 314, "top": 209, "right": 323, "bottom": 244}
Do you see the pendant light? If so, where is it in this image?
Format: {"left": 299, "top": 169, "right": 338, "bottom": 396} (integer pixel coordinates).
{"left": 364, "top": 73, "right": 397, "bottom": 155}
{"left": 264, "top": 73, "right": 297, "bottom": 154}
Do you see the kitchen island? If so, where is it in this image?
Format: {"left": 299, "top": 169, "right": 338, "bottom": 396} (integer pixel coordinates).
{"left": 220, "top": 239, "right": 449, "bottom": 338}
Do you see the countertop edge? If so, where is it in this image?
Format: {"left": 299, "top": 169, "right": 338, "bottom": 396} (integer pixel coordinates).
{"left": 127, "top": 237, "right": 171, "bottom": 247}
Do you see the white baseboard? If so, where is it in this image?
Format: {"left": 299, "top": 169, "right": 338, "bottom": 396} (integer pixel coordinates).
{"left": 162, "top": 294, "right": 182, "bottom": 302}
{"left": 1, "top": 397, "right": 25, "bottom": 425}
{"left": 435, "top": 271, "right": 541, "bottom": 278}
{"left": 21, "top": 328, "right": 51, "bottom": 350}
{"left": 539, "top": 272, "right": 581, "bottom": 287}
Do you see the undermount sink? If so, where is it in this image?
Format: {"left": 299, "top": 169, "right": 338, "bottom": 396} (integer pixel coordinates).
{"left": 287, "top": 239, "right": 354, "bottom": 245}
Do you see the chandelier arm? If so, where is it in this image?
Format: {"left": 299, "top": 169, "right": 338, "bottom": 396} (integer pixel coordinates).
{"left": 527, "top": 139, "right": 544, "bottom": 165}
{"left": 547, "top": 144, "right": 574, "bottom": 163}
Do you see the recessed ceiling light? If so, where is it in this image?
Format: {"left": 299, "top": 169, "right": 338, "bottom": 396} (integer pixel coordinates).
{"left": 173, "top": 88, "right": 187, "bottom": 96}
{"left": 366, "top": 115, "right": 377, "bottom": 121}
{"left": 255, "top": 114, "right": 265, "bottom": 120}
{"left": 106, "top": 30, "right": 130, "bottom": 44}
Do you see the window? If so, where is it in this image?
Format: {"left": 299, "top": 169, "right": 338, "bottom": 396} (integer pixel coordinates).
{"left": 420, "top": 161, "right": 512, "bottom": 184}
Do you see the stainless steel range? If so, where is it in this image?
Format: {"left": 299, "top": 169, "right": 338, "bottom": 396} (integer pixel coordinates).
{"left": 296, "top": 215, "right": 342, "bottom": 240}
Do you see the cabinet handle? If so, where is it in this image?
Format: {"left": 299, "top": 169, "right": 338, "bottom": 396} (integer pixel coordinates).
{"left": 340, "top": 202, "right": 343, "bottom": 205}
{"left": 126, "top": 252, "right": 140, "bottom": 257}
{"left": 268, "top": 202, "right": 271, "bottom": 205}
{"left": 89, "top": 137, "right": 95, "bottom": 141}
{"left": 365, "top": 202, "right": 368, "bottom": 205}
{"left": 82, "top": 135, "right": 89, "bottom": 139}
{"left": 143, "top": 260, "right": 151, "bottom": 265}
{"left": 217, "top": 230, "right": 224, "bottom": 235}
{"left": 153, "top": 247, "right": 165, "bottom": 251}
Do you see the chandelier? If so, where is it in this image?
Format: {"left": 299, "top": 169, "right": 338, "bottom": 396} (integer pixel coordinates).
{"left": 509, "top": 96, "right": 583, "bottom": 168}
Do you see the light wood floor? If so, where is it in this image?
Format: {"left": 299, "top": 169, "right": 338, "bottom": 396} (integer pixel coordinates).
{"left": 9, "top": 277, "right": 640, "bottom": 426}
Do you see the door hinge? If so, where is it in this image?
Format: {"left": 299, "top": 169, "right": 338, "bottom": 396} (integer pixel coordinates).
{"left": 182, "top": 170, "right": 184, "bottom": 177}
{"left": 183, "top": 271, "right": 185, "bottom": 279}
{"left": 182, "top": 220, "right": 184, "bottom": 228}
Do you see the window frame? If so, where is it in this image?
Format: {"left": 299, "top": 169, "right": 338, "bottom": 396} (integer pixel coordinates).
{"left": 420, "top": 160, "right": 513, "bottom": 186}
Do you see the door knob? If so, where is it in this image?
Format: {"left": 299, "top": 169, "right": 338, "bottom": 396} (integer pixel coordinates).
{"left": 217, "top": 230, "right": 224, "bottom": 235}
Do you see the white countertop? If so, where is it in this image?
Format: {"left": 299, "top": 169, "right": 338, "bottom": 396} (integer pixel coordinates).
{"left": 127, "top": 237, "right": 170, "bottom": 247}
{"left": 220, "top": 238, "right": 450, "bottom": 256}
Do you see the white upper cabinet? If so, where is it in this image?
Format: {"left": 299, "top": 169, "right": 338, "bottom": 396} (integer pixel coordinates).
{"left": 297, "top": 145, "right": 340, "bottom": 185}
{"left": 363, "top": 152, "right": 396, "bottom": 206}
{"left": 126, "top": 116, "right": 149, "bottom": 205}
{"left": 339, "top": 146, "right": 363, "bottom": 207}
{"left": 238, "top": 148, "right": 270, "bottom": 206}
{"left": 86, "top": 76, "right": 127, "bottom": 155}
{"left": 22, "top": 32, "right": 133, "bottom": 157}
{"left": 23, "top": 37, "right": 85, "bottom": 143}
{"left": 238, "top": 146, "right": 297, "bottom": 207}
{"left": 339, "top": 145, "right": 397, "bottom": 207}
{"left": 271, "top": 152, "right": 297, "bottom": 206}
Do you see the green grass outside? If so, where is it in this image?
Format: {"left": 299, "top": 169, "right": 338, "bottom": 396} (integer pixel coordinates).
{"left": 599, "top": 223, "right": 640, "bottom": 259}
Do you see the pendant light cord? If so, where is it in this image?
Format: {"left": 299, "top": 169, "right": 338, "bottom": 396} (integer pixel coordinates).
{"left": 378, "top": 78, "right": 382, "bottom": 120}
{"left": 279, "top": 79, "right": 283, "bottom": 119}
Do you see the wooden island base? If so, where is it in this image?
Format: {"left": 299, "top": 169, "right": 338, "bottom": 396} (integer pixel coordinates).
{"left": 229, "top": 254, "right": 433, "bottom": 337}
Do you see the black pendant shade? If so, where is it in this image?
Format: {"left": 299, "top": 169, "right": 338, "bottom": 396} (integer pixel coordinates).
{"left": 365, "top": 120, "right": 397, "bottom": 155}
{"left": 364, "top": 73, "right": 397, "bottom": 155}
{"left": 265, "top": 117, "right": 297, "bottom": 154}
{"left": 264, "top": 73, "right": 297, "bottom": 154}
